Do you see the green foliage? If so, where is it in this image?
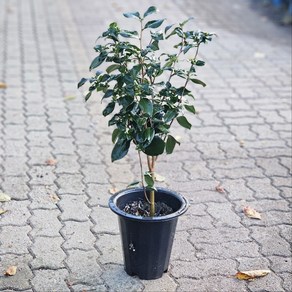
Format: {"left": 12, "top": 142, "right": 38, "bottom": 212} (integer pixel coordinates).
{"left": 78, "top": 6, "right": 214, "bottom": 198}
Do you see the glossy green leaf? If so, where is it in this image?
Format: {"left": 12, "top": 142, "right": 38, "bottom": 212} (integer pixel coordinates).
{"left": 89, "top": 54, "right": 107, "bottom": 70}
{"left": 103, "top": 89, "right": 114, "bottom": 99}
{"left": 144, "top": 136, "right": 165, "bottom": 156}
{"left": 111, "top": 138, "right": 131, "bottom": 162}
{"left": 77, "top": 78, "right": 87, "bottom": 88}
{"left": 143, "top": 6, "right": 157, "bottom": 18}
{"left": 184, "top": 104, "right": 196, "bottom": 115}
{"left": 144, "top": 19, "right": 165, "bottom": 29}
{"left": 165, "top": 24, "right": 174, "bottom": 34}
{"left": 102, "top": 101, "right": 115, "bottom": 116}
{"left": 127, "top": 181, "right": 140, "bottom": 187}
{"left": 196, "top": 60, "right": 205, "bottom": 66}
{"left": 143, "top": 128, "right": 155, "bottom": 144}
{"left": 123, "top": 11, "right": 140, "bottom": 19}
{"left": 144, "top": 172, "right": 154, "bottom": 187}
{"left": 112, "top": 128, "right": 120, "bottom": 143}
{"left": 166, "top": 135, "right": 180, "bottom": 154}
{"left": 179, "top": 17, "right": 194, "bottom": 27}
{"left": 190, "top": 78, "right": 206, "bottom": 87}
{"left": 139, "top": 98, "right": 153, "bottom": 116}
{"left": 177, "top": 116, "right": 192, "bottom": 129}
{"left": 106, "top": 64, "right": 120, "bottom": 74}
{"left": 164, "top": 110, "right": 177, "bottom": 123}
{"left": 84, "top": 91, "right": 92, "bottom": 102}
{"left": 120, "top": 30, "right": 139, "bottom": 38}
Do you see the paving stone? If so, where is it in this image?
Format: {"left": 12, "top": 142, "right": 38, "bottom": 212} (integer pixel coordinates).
{"left": 101, "top": 264, "right": 144, "bottom": 292}
{"left": 58, "top": 195, "right": 91, "bottom": 222}
{"left": 56, "top": 173, "right": 85, "bottom": 194}
{"left": 142, "top": 274, "right": 178, "bottom": 292}
{"left": 96, "top": 233, "right": 123, "bottom": 264}
{"left": 280, "top": 272, "right": 292, "bottom": 292}
{"left": 62, "top": 221, "right": 96, "bottom": 250}
{"left": 77, "top": 145, "right": 104, "bottom": 163}
{"left": 87, "top": 183, "right": 112, "bottom": 207}
{"left": 55, "top": 154, "right": 80, "bottom": 174}
{"left": 176, "top": 276, "right": 246, "bottom": 292}
{"left": 28, "top": 146, "right": 53, "bottom": 165}
{"left": 189, "top": 227, "right": 250, "bottom": 245}
{"left": 183, "top": 160, "right": 213, "bottom": 180}
{"left": 91, "top": 206, "right": 119, "bottom": 234}
{"left": 28, "top": 185, "right": 58, "bottom": 210}
{"left": 31, "top": 269, "right": 70, "bottom": 292}
{"left": 0, "top": 254, "right": 33, "bottom": 290}
{"left": 26, "top": 116, "right": 48, "bottom": 131}
{"left": 28, "top": 165, "right": 56, "bottom": 185}
{"left": 171, "top": 258, "right": 237, "bottom": 278}
{"left": 1, "top": 176, "right": 30, "bottom": 200}
{"left": 0, "top": 226, "right": 31, "bottom": 254}
{"left": 251, "top": 226, "right": 291, "bottom": 257}
{"left": 247, "top": 272, "right": 284, "bottom": 292}
{"left": 27, "top": 131, "right": 50, "bottom": 147}
{"left": 177, "top": 213, "right": 214, "bottom": 231}
{"left": 278, "top": 224, "right": 292, "bottom": 243}
{"left": 206, "top": 202, "right": 242, "bottom": 228}
{"left": 82, "top": 164, "right": 110, "bottom": 184}
{"left": 268, "top": 256, "right": 292, "bottom": 274}
{"left": 52, "top": 137, "right": 76, "bottom": 155}
{"left": 66, "top": 249, "right": 103, "bottom": 286}
{"left": 30, "top": 236, "right": 66, "bottom": 269}
{"left": 246, "top": 177, "right": 282, "bottom": 200}
{"left": 0, "top": 200, "right": 30, "bottom": 226}
{"left": 171, "top": 231, "right": 196, "bottom": 261}
{"left": 49, "top": 122, "right": 72, "bottom": 137}
{"left": 214, "top": 166, "right": 264, "bottom": 179}
{"left": 29, "top": 209, "right": 62, "bottom": 237}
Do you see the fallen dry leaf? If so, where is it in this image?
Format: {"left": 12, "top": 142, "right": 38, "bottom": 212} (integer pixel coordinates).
{"left": 0, "top": 193, "right": 11, "bottom": 202}
{"left": 64, "top": 95, "right": 76, "bottom": 101}
{"left": 239, "top": 140, "right": 245, "bottom": 148}
{"left": 154, "top": 173, "right": 165, "bottom": 182}
{"left": 0, "top": 209, "right": 8, "bottom": 215}
{"left": 49, "top": 194, "right": 60, "bottom": 204}
{"left": 235, "top": 269, "right": 270, "bottom": 280}
{"left": 0, "top": 82, "right": 7, "bottom": 89}
{"left": 5, "top": 266, "right": 17, "bottom": 276}
{"left": 109, "top": 188, "right": 118, "bottom": 194}
{"left": 45, "top": 158, "right": 57, "bottom": 166}
{"left": 243, "top": 206, "right": 262, "bottom": 220}
{"left": 215, "top": 183, "right": 226, "bottom": 194}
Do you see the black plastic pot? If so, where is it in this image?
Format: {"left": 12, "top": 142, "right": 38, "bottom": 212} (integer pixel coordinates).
{"left": 108, "top": 187, "right": 189, "bottom": 280}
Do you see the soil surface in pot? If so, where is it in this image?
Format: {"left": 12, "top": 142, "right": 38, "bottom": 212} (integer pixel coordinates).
{"left": 123, "top": 200, "right": 173, "bottom": 217}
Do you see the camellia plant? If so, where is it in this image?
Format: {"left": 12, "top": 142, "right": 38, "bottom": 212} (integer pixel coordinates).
{"left": 78, "top": 6, "right": 214, "bottom": 217}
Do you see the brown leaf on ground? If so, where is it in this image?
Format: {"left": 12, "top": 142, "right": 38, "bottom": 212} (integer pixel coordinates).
{"left": 109, "top": 188, "right": 118, "bottom": 194}
{"left": 45, "top": 159, "right": 57, "bottom": 166}
{"left": 64, "top": 95, "right": 76, "bottom": 101}
{"left": 239, "top": 140, "right": 245, "bottom": 148}
{"left": 5, "top": 266, "right": 17, "bottom": 276}
{"left": 154, "top": 173, "right": 165, "bottom": 182}
{"left": 243, "top": 206, "right": 262, "bottom": 220}
{"left": 0, "top": 209, "right": 8, "bottom": 215}
{"left": 0, "top": 193, "right": 11, "bottom": 202}
{"left": 0, "top": 82, "right": 7, "bottom": 89}
{"left": 49, "top": 194, "right": 60, "bottom": 204}
{"left": 215, "top": 182, "right": 226, "bottom": 194}
{"left": 235, "top": 269, "right": 270, "bottom": 280}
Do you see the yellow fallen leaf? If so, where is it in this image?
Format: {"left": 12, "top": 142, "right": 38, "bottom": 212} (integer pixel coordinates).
{"left": 235, "top": 269, "right": 270, "bottom": 280}
{"left": 109, "top": 188, "right": 118, "bottom": 194}
{"left": 64, "top": 95, "right": 76, "bottom": 101}
{"left": 0, "top": 209, "right": 8, "bottom": 215}
{"left": 215, "top": 182, "right": 226, "bottom": 194}
{"left": 49, "top": 194, "right": 60, "bottom": 204}
{"left": 45, "top": 158, "right": 57, "bottom": 166}
{"left": 154, "top": 173, "right": 165, "bottom": 182}
{"left": 0, "top": 82, "right": 7, "bottom": 89}
{"left": 5, "top": 266, "right": 17, "bottom": 276}
{"left": 243, "top": 206, "right": 262, "bottom": 220}
{"left": 0, "top": 193, "right": 11, "bottom": 202}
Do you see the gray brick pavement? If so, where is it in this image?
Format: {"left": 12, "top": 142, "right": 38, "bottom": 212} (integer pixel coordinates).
{"left": 0, "top": 0, "right": 291, "bottom": 291}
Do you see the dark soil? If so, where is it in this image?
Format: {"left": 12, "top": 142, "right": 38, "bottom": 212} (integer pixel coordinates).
{"left": 123, "top": 200, "right": 173, "bottom": 217}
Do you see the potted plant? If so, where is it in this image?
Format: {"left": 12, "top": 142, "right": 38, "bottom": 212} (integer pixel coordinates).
{"left": 78, "top": 6, "right": 214, "bottom": 280}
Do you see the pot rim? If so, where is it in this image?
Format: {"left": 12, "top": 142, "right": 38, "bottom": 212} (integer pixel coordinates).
{"left": 108, "top": 187, "right": 189, "bottom": 222}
